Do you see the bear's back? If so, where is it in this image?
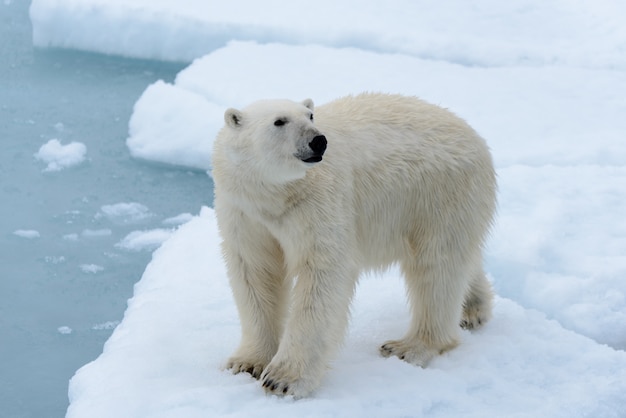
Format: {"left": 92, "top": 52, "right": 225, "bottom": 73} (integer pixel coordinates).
{"left": 314, "top": 93, "right": 492, "bottom": 178}
{"left": 312, "top": 93, "right": 496, "bottom": 268}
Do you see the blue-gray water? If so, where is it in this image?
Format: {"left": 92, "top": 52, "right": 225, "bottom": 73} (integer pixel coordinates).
{"left": 0, "top": 3, "right": 213, "bottom": 417}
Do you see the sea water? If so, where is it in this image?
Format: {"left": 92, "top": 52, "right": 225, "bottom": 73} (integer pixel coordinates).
{"left": 0, "top": 3, "right": 213, "bottom": 417}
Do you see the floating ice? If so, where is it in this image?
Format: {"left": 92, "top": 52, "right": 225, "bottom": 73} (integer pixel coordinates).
{"left": 44, "top": 256, "right": 66, "bottom": 264}
{"left": 34, "top": 139, "right": 87, "bottom": 172}
{"left": 115, "top": 229, "right": 174, "bottom": 252}
{"left": 81, "top": 229, "right": 112, "bottom": 238}
{"left": 30, "top": 0, "right": 626, "bottom": 69}
{"left": 80, "top": 264, "right": 104, "bottom": 274}
{"left": 57, "top": 326, "right": 72, "bottom": 335}
{"left": 162, "top": 213, "right": 194, "bottom": 226}
{"left": 13, "top": 230, "right": 40, "bottom": 239}
{"left": 91, "top": 321, "right": 120, "bottom": 331}
{"left": 98, "top": 202, "right": 153, "bottom": 224}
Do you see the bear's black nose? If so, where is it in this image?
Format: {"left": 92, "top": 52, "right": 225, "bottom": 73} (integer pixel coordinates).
{"left": 309, "top": 135, "right": 327, "bottom": 154}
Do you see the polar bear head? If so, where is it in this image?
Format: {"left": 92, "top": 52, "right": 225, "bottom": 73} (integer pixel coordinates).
{"left": 219, "top": 98, "right": 327, "bottom": 183}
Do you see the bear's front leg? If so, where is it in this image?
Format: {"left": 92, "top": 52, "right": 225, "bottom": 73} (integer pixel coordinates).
{"left": 220, "top": 213, "right": 289, "bottom": 380}
{"left": 260, "top": 261, "right": 358, "bottom": 397}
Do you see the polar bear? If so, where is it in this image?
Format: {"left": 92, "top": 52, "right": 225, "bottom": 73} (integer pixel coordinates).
{"left": 212, "top": 93, "right": 497, "bottom": 398}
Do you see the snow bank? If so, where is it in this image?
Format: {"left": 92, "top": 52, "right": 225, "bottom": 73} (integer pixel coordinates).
{"left": 66, "top": 208, "right": 626, "bottom": 418}
{"left": 30, "top": 0, "right": 626, "bottom": 69}
{"left": 34, "top": 139, "right": 87, "bottom": 172}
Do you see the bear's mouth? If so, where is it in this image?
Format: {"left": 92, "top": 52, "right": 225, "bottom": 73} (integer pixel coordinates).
{"left": 302, "top": 155, "right": 323, "bottom": 163}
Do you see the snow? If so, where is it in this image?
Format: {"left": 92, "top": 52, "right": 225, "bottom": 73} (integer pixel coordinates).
{"left": 28, "top": 0, "right": 626, "bottom": 416}
{"left": 34, "top": 139, "right": 87, "bottom": 172}
{"left": 492, "top": 165, "right": 626, "bottom": 349}
{"left": 127, "top": 81, "right": 220, "bottom": 170}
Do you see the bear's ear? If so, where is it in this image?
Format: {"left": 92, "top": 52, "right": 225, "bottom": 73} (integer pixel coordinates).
{"left": 302, "top": 98, "right": 314, "bottom": 111}
{"left": 224, "top": 108, "right": 243, "bottom": 128}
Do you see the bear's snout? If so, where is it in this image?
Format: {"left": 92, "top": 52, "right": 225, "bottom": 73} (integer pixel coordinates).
{"left": 300, "top": 135, "right": 327, "bottom": 163}
{"left": 309, "top": 135, "right": 327, "bottom": 155}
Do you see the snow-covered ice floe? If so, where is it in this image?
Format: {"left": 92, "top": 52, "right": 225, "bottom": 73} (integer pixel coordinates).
{"left": 30, "top": 0, "right": 626, "bottom": 69}
{"left": 127, "top": 41, "right": 626, "bottom": 170}
{"left": 29, "top": 0, "right": 626, "bottom": 416}
{"left": 66, "top": 208, "right": 626, "bottom": 418}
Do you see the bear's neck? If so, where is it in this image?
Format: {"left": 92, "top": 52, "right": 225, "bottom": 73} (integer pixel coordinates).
{"left": 223, "top": 173, "right": 311, "bottom": 221}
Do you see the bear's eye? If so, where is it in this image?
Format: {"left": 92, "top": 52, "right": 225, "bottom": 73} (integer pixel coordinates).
{"left": 274, "top": 119, "right": 287, "bottom": 127}
{"left": 310, "top": 114, "right": 314, "bottom": 121}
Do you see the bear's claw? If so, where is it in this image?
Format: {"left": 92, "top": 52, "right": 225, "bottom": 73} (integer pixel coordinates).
{"left": 244, "top": 365, "right": 263, "bottom": 379}
{"left": 261, "top": 377, "right": 290, "bottom": 395}
{"left": 259, "top": 360, "right": 319, "bottom": 398}
{"left": 460, "top": 296, "right": 491, "bottom": 331}
{"left": 226, "top": 357, "right": 267, "bottom": 380}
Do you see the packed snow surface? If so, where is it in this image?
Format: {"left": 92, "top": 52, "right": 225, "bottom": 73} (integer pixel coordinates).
{"left": 29, "top": 0, "right": 626, "bottom": 417}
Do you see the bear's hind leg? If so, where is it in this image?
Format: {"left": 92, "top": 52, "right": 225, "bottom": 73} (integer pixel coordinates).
{"left": 380, "top": 256, "right": 468, "bottom": 367}
{"left": 460, "top": 268, "right": 493, "bottom": 330}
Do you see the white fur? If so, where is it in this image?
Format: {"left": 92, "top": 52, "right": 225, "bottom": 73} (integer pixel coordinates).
{"left": 213, "top": 93, "right": 497, "bottom": 397}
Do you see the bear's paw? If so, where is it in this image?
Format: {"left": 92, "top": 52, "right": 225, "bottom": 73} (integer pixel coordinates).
{"left": 379, "top": 338, "right": 458, "bottom": 367}
{"left": 460, "top": 293, "right": 492, "bottom": 330}
{"left": 260, "top": 359, "right": 319, "bottom": 398}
